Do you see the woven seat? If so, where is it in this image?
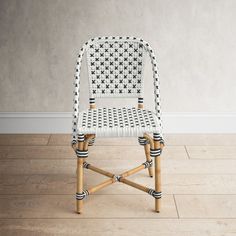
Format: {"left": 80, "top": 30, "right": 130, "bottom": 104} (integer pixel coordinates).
{"left": 71, "top": 36, "right": 165, "bottom": 214}
{"left": 78, "top": 107, "right": 161, "bottom": 137}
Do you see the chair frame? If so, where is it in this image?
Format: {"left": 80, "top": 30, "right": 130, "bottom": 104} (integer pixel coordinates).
{"left": 72, "top": 36, "right": 164, "bottom": 214}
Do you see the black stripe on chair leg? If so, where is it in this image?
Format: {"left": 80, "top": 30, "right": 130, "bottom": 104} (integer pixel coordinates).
{"left": 142, "top": 160, "right": 153, "bottom": 168}
{"left": 138, "top": 97, "right": 144, "bottom": 104}
{"left": 89, "top": 97, "right": 95, "bottom": 104}
{"left": 138, "top": 137, "right": 149, "bottom": 146}
{"left": 148, "top": 189, "right": 162, "bottom": 199}
{"left": 83, "top": 162, "right": 90, "bottom": 169}
{"left": 76, "top": 190, "right": 89, "bottom": 200}
{"left": 76, "top": 149, "right": 88, "bottom": 158}
{"left": 153, "top": 133, "right": 162, "bottom": 141}
{"left": 150, "top": 148, "right": 162, "bottom": 157}
{"left": 71, "top": 140, "right": 77, "bottom": 145}
{"left": 77, "top": 133, "right": 85, "bottom": 142}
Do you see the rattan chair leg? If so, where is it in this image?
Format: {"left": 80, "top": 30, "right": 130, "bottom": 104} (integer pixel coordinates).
{"left": 144, "top": 143, "right": 153, "bottom": 177}
{"left": 88, "top": 178, "right": 116, "bottom": 194}
{"left": 85, "top": 164, "right": 114, "bottom": 178}
{"left": 119, "top": 177, "right": 149, "bottom": 193}
{"left": 120, "top": 164, "right": 146, "bottom": 178}
{"left": 76, "top": 141, "right": 84, "bottom": 214}
{"left": 154, "top": 140, "right": 161, "bottom": 213}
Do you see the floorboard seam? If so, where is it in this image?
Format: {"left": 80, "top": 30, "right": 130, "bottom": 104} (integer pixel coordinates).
{"left": 173, "top": 194, "right": 180, "bottom": 218}
{"left": 46, "top": 134, "right": 52, "bottom": 146}
{"left": 184, "top": 146, "right": 191, "bottom": 159}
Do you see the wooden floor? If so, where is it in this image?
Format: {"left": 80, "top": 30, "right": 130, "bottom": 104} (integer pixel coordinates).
{"left": 0, "top": 134, "right": 236, "bottom": 236}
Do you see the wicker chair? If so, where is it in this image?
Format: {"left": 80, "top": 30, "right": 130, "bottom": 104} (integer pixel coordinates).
{"left": 72, "top": 36, "right": 164, "bottom": 214}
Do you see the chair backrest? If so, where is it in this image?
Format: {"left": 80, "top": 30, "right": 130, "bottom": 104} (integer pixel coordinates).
{"left": 86, "top": 37, "right": 146, "bottom": 98}
{"left": 72, "top": 36, "right": 162, "bottom": 144}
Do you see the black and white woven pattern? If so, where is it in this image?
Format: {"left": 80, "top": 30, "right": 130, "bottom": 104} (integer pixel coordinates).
{"left": 83, "top": 162, "right": 90, "bottom": 169}
{"left": 76, "top": 149, "right": 88, "bottom": 158}
{"left": 148, "top": 189, "right": 162, "bottom": 199}
{"left": 72, "top": 36, "right": 163, "bottom": 143}
{"left": 150, "top": 148, "right": 162, "bottom": 157}
{"left": 142, "top": 160, "right": 153, "bottom": 168}
{"left": 138, "top": 136, "right": 149, "bottom": 145}
{"left": 78, "top": 107, "right": 161, "bottom": 137}
{"left": 76, "top": 190, "right": 89, "bottom": 200}
{"left": 87, "top": 39, "right": 145, "bottom": 97}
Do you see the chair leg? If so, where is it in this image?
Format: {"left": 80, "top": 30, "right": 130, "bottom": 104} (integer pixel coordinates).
{"left": 77, "top": 158, "right": 83, "bottom": 213}
{"left": 88, "top": 137, "right": 95, "bottom": 146}
{"left": 154, "top": 140, "right": 161, "bottom": 212}
{"left": 76, "top": 141, "right": 84, "bottom": 214}
{"left": 144, "top": 143, "right": 153, "bottom": 177}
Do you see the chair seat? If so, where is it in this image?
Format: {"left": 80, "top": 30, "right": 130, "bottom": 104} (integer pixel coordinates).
{"left": 78, "top": 107, "right": 161, "bottom": 137}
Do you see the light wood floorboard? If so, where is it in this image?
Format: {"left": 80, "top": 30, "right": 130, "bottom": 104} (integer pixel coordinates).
{"left": 0, "top": 174, "right": 236, "bottom": 195}
{"left": 0, "top": 134, "right": 50, "bottom": 146}
{"left": 186, "top": 146, "right": 236, "bottom": 159}
{"left": 0, "top": 145, "right": 74, "bottom": 159}
{"left": 0, "top": 195, "right": 177, "bottom": 218}
{"left": 164, "top": 134, "right": 236, "bottom": 146}
{"left": 1, "top": 159, "right": 236, "bottom": 175}
{"left": 175, "top": 195, "right": 236, "bottom": 218}
{"left": 0, "top": 134, "right": 236, "bottom": 235}
{"left": 0, "top": 145, "right": 188, "bottom": 160}
{"left": 1, "top": 219, "right": 236, "bottom": 236}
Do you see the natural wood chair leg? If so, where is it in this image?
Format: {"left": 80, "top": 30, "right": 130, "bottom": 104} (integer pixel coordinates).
{"left": 144, "top": 143, "right": 153, "bottom": 177}
{"left": 143, "top": 133, "right": 162, "bottom": 212}
{"left": 88, "top": 178, "right": 116, "bottom": 194}
{"left": 77, "top": 158, "right": 83, "bottom": 214}
{"left": 154, "top": 140, "right": 161, "bottom": 213}
{"left": 85, "top": 163, "right": 114, "bottom": 178}
{"left": 76, "top": 141, "right": 84, "bottom": 214}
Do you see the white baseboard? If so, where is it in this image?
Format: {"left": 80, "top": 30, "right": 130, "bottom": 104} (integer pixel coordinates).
{"left": 0, "top": 112, "right": 236, "bottom": 133}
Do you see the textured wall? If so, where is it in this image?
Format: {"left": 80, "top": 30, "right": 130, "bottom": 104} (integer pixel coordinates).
{"left": 0, "top": 0, "right": 236, "bottom": 112}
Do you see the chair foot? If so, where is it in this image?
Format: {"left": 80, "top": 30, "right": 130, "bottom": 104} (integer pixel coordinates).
{"left": 77, "top": 200, "right": 83, "bottom": 214}
{"left": 155, "top": 199, "right": 160, "bottom": 213}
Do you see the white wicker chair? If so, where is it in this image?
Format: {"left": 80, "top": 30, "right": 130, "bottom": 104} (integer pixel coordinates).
{"left": 72, "top": 36, "right": 164, "bottom": 213}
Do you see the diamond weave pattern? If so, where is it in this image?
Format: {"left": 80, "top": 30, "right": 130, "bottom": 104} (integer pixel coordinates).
{"left": 87, "top": 40, "right": 145, "bottom": 97}
{"left": 78, "top": 107, "right": 161, "bottom": 137}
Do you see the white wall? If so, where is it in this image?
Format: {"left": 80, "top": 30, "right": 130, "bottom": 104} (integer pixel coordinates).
{"left": 0, "top": 0, "right": 236, "bottom": 133}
